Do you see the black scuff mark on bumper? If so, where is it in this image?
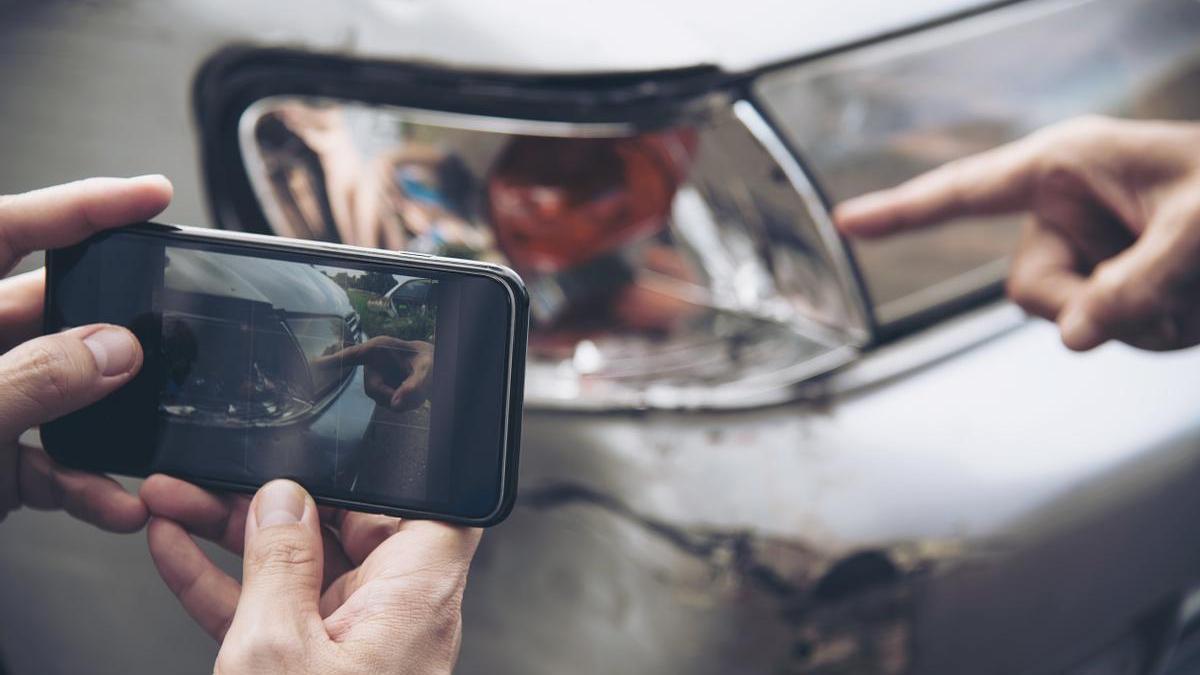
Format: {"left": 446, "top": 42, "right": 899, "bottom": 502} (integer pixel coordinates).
{"left": 521, "top": 482, "right": 808, "bottom": 596}
{"left": 518, "top": 482, "right": 963, "bottom": 674}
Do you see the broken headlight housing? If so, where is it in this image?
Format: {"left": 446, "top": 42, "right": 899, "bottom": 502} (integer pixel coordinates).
{"left": 206, "top": 70, "right": 868, "bottom": 410}
{"left": 159, "top": 302, "right": 358, "bottom": 428}
{"left": 158, "top": 245, "right": 361, "bottom": 426}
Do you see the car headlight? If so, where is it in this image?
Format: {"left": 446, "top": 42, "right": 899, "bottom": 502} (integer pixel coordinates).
{"left": 160, "top": 308, "right": 355, "bottom": 428}
{"left": 215, "top": 84, "right": 869, "bottom": 409}
{"left": 755, "top": 0, "right": 1200, "bottom": 331}
{"left": 161, "top": 310, "right": 310, "bottom": 427}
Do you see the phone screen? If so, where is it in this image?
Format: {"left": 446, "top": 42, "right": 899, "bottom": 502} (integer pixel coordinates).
{"left": 44, "top": 227, "right": 523, "bottom": 524}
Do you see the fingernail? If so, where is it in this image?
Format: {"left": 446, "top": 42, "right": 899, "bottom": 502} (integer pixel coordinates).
{"left": 1060, "top": 307, "right": 1104, "bottom": 351}
{"left": 128, "top": 173, "right": 167, "bottom": 183}
{"left": 82, "top": 326, "right": 139, "bottom": 376}
{"left": 256, "top": 480, "right": 306, "bottom": 528}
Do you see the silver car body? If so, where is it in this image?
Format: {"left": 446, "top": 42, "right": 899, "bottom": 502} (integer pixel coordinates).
{"left": 2, "top": 1, "right": 1200, "bottom": 674}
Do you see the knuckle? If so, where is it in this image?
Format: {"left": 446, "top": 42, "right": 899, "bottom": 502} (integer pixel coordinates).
{"left": 247, "top": 533, "right": 317, "bottom": 576}
{"left": 422, "top": 618, "right": 463, "bottom": 672}
{"left": 1087, "top": 262, "right": 1123, "bottom": 305}
{"left": 1029, "top": 116, "right": 1115, "bottom": 165}
{"left": 433, "top": 593, "right": 465, "bottom": 636}
{"left": 932, "top": 160, "right": 971, "bottom": 210}
{"left": 427, "top": 601, "right": 466, "bottom": 670}
{"left": 414, "top": 566, "right": 471, "bottom": 617}
{"left": 13, "top": 341, "right": 82, "bottom": 409}
{"left": 1032, "top": 148, "right": 1084, "bottom": 190}
{"left": 362, "top": 517, "right": 402, "bottom": 544}
{"left": 1005, "top": 271, "right": 1034, "bottom": 307}
{"left": 373, "top": 588, "right": 463, "bottom": 671}
{"left": 1054, "top": 114, "right": 1115, "bottom": 140}
{"left": 1091, "top": 259, "right": 1122, "bottom": 288}
{"left": 1088, "top": 260, "right": 1158, "bottom": 318}
{"left": 1072, "top": 113, "right": 1115, "bottom": 132}
{"left": 1092, "top": 260, "right": 1135, "bottom": 300}
{"left": 391, "top": 564, "right": 469, "bottom": 619}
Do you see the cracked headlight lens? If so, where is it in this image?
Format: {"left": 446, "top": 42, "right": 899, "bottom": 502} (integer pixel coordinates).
{"left": 238, "top": 96, "right": 868, "bottom": 409}
{"left": 159, "top": 248, "right": 359, "bottom": 426}
{"left": 756, "top": 0, "right": 1200, "bottom": 327}
{"left": 160, "top": 312, "right": 316, "bottom": 427}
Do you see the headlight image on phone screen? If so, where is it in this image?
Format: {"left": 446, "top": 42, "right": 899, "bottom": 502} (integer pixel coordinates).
{"left": 151, "top": 246, "right": 447, "bottom": 502}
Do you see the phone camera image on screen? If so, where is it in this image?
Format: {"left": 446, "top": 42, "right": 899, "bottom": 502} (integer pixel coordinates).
{"left": 153, "top": 247, "right": 446, "bottom": 503}
{"left": 43, "top": 225, "right": 526, "bottom": 525}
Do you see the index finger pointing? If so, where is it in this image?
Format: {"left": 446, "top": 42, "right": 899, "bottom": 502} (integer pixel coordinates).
{"left": 1006, "top": 217, "right": 1087, "bottom": 322}
{"left": 834, "top": 137, "right": 1045, "bottom": 238}
{"left": 0, "top": 176, "right": 173, "bottom": 273}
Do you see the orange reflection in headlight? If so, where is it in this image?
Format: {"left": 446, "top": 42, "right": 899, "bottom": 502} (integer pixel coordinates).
{"left": 485, "top": 129, "right": 698, "bottom": 274}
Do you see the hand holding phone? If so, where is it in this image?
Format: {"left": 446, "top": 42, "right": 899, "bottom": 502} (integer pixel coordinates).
{"left": 0, "top": 176, "right": 501, "bottom": 675}
{"left": 0, "top": 176, "right": 173, "bottom": 532}
{"left": 143, "top": 475, "right": 480, "bottom": 672}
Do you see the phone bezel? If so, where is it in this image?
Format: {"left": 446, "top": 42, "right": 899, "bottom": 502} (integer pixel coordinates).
{"left": 42, "top": 222, "right": 527, "bottom": 527}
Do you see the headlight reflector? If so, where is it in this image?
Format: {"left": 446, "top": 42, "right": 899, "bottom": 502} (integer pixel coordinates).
{"left": 237, "top": 95, "right": 867, "bottom": 409}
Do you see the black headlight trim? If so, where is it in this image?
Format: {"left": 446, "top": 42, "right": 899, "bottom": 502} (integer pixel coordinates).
{"left": 196, "top": 46, "right": 732, "bottom": 237}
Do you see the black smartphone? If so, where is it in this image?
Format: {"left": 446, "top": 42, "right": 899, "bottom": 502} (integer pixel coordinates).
{"left": 42, "top": 223, "right": 527, "bottom": 526}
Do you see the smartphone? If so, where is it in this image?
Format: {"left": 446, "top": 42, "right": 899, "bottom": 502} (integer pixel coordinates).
{"left": 41, "top": 223, "right": 527, "bottom": 526}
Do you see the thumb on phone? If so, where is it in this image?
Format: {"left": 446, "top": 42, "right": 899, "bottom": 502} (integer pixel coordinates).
{"left": 224, "top": 480, "right": 325, "bottom": 658}
{"left": 0, "top": 324, "right": 142, "bottom": 440}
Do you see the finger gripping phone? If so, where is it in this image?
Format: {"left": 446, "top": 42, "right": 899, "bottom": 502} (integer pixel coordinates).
{"left": 42, "top": 223, "right": 527, "bottom": 526}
